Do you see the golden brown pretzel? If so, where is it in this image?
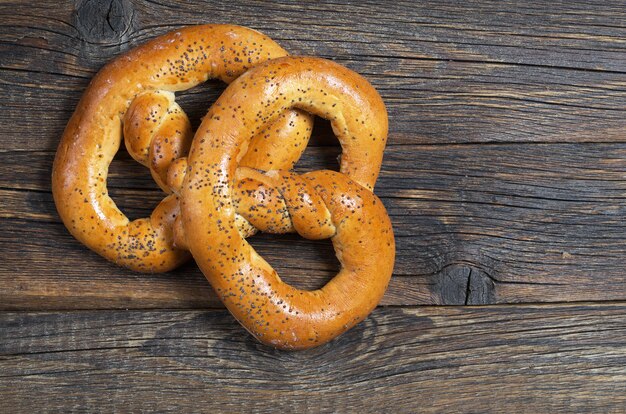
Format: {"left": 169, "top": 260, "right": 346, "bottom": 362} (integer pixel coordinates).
{"left": 52, "top": 25, "right": 313, "bottom": 272}
{"left": 181, "top": 56, "right": 394, "bottom": 349}
{"left": 52, "top": 25, "right": 394, "bottom": 350}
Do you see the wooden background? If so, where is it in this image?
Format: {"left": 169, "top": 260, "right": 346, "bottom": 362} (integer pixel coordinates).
{"left": 1, "top": 0, "right": 625, "bottom": 412}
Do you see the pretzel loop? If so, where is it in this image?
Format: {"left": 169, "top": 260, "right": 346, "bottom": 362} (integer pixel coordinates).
{"left": 122, "top": 89, "right": 314, "bottom": 241}
{"left": 52, "top": 25, "right": 313, "bottom": 272}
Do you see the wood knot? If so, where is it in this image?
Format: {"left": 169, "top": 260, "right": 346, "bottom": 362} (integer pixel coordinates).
{"left": 432, "top": 265, "right": 496, "bottom": 305}
{"left": 73, "top": 0, "right": 134, "bottom": 44}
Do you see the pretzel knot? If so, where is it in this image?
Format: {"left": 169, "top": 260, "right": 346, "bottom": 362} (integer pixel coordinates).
{"left": 52, "top": 25, "right": 395, "bottom": 350}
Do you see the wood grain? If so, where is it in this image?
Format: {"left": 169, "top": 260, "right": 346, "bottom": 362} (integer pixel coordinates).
{"left": 2, "top": 1, "right": 626, "bottom": 410}
{"left": 1, "top": 304, "right": 625, "bottom": 413}
{"left": 0, "top": 1, "right": 624, "bottom": 306}
{"left": 1, "top": 0, "right": 625, "bottom": 151}
{"left": 2, "top": 142, "right": 626, "bottom": 309}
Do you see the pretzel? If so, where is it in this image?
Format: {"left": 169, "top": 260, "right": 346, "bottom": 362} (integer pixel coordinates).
{"left": 52, "top": 25, "right": 313, "bottom": 272}
{"left": 180, "top": 56, "right": 395, "bottom": 350}
{"left": 52, "top": 25, "right": 395, "bottom": 350}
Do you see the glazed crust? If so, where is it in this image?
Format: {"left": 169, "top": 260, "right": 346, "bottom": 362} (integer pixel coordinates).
{"left": 181, "top": 56, "right": 394, "bottom": 349}
{"left": 53, "top": 26, "right": 395, "bottom": 350}
{"left": 52, "top": 25, "right": 313, "bottom": 272}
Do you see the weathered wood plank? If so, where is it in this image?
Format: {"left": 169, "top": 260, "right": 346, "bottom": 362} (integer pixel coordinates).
{"left": 0, "top": 218, "right": 432, "bottom": 309}
{"left": 2, "top": 0, "right": 625, "bottom": 409}
{"left": 3, "top": 56, "right": 625, "bottom": 150}
{"left": 1, "top": 1, "right": 624, "bottom": 305}
{"left": 1, "top": 0, "right": 625, "bottom": 151}
{"left": 1, "top": 143, "right": 625, "bottom": 309}
{"left": 4, "top": 0, "right": 625, "bottom": 72}
{"left": 1, "top": 305, "right": 625, "bottom": 412}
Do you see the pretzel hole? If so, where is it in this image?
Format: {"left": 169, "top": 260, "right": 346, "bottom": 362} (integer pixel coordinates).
{"left": 174, "top": 79, "right": 227, "bottom": 131}
{"left": 308, "top": 118, "right": 337, "bottom": 146}
{"left": 107, "top": 147, "right": 161, "bottom": 221}
{"left": 247, "top": 233, "right": 340, "bottom": 291}
{"left": 294, "top": 118, "right": 341, "bottom": 173}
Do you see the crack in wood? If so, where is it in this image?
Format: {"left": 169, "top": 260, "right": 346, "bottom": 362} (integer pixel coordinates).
{"left": 464, "top": 268, "right": 472, "bottom": 305}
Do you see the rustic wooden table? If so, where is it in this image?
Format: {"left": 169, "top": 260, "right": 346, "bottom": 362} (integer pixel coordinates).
{"left": 1, "top": 0, "right": 625, "bottom": 412}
